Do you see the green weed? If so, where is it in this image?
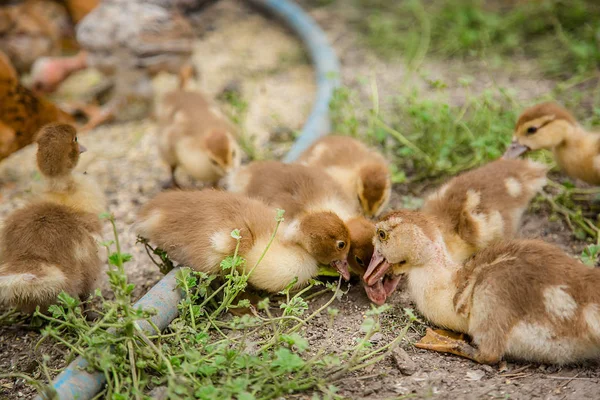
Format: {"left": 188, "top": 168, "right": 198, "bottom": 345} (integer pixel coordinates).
{"left": 331, "top": 85, "right": 517, "bottom": 181}
{"left": 354, "top": 0, "right": 600, "bottom": 77}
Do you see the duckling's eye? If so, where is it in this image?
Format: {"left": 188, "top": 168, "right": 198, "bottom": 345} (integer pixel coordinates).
{"left": 526, "top": 126, "right": 537, "bottom": 135}
{"left": 74, "top": 136, "right": 78, "bottom": 142}
{"left": 355, "top": 255, "right": 364, "bottom": 266}
{"left": 336, "top": 240, "right": 346, "bottom": 250}
{"left": 377, "top": 229, "right": 388, "bottom": 241}
{"left": 210, "top": 159, "right": 218, "bottom": 166}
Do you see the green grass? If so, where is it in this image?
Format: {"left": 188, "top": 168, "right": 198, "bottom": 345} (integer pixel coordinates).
{"left": 330, "top": 84, "right": 519, "bottom": 182}
{"left": 355, "top": 0, "right": 600, "bottom": 78}
{"left": 8, "top": 213, "right": 415, "bottom": 399}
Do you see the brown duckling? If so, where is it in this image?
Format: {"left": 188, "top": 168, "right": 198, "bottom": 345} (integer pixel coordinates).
{"left": 156, "top": 90, "right": 241, "bottom": 189}
{"left": 226, "top": 161, "right": 367, "bottom": 280}
{"left": 364, "top": 210, "right": 600, "bottom": 365}
{"left": 422, "top": 158, "right": 547, "bottom": 264}
{"left": 364, "top": 158, "right": 547, "bottom": 305}
{"left": 297, "top": 135, "right": 391, "bottom": 218}
{"left": 504, "top": 102, "right": 600, "bottom": 185}
{"left": 136, "top": 190, "right": 350, "bottom": 292}
{"left": 0, "top": 123, "right": 104, "bottom": 313}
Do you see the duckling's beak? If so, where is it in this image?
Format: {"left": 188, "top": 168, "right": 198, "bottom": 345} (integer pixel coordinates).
{"left": 364, "top": 250, "right": 390, "bottom": 286}
{"left": 502, "top": 141, "right": 529, "bottom": 159}
{"left": 78, "top": 144, "right": 87, "bottom": 153}
{"left": 364, "top": 280, "right": 387, "bottom": 305}
{"left": 330, "top": 259, "right": 351, "bottom": 281}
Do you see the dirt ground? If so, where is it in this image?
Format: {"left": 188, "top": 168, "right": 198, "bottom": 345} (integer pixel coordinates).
{"left": 1, "top": 0, "right": 600, "bottom": 399}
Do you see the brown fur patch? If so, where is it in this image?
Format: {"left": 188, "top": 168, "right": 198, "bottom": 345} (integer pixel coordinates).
{"left": 299, "top": 211, "right": 350, "bottom": 265}
{"left": 204, "top": 129, "right": 230, "bottom": 163}
{"left": 346, "top": 216, "right": 375, "bottom": 274}
{"left": 36, "top": 123, "right": 80, "bottom": 177}
{"left": 359, "top": 163, "right": 389, "bottom": 206}
{"left": 516, "top": 102, "right": 577, "bottom": 130}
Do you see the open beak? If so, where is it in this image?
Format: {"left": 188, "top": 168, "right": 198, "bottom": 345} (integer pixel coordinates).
{"left": 502, "top": 141, "right": 529, "bottom": 159}
{"left": 364, "top": 280, "right": 387, "bottom": 305}
{"left": 364, "top": 250, "right": 391, "bottom": 286}
{"left": 363, "top": 273, "right": 403, "bottom": 305}
{"left": 78, "top": 144, "right": 87, "bottom": 153}
{"left": 331, "top": 259, "right": 351, "bottom": 281}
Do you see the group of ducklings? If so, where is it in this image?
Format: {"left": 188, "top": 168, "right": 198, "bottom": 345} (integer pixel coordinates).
{"left": 2, "top": 96, "right": 600, "bottom": 367}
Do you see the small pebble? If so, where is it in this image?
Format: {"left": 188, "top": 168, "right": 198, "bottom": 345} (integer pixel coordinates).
{"left": 392, "top": 347, "right": 418, "bottom": 376}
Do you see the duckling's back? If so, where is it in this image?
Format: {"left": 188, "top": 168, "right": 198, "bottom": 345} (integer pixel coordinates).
{"left": 454, "top": 239, "right": 600, "bottom": 364}
{"left": 422, "top": 159, "right": 547, "bottom": 260}
{"left": 0, "top": 201, "right": 103, "bottom": 313}
{"left": 227, "top": 161, "right": 358, "bottom": 220}
{"left": 137, "top": 190, "right": 277, "bottom": 273}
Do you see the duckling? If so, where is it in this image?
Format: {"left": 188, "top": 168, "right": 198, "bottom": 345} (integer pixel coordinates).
{"left": 504, "top": 102, "right": 600, "bottom": 185}
{"left": 36, "top": 124, "right": 106, "bottom": 215}
{"left": 156, "top": 90, "right": 241, "bottom": 189}
{"left": 364, "top": 210, "right": 600, "bottom": 365}
{"left": 421, "top": 158, "right": 547, "bottom": 264}
{"left": 0, "top": 123, "right": 104, "bottom": 313}
{"left": 226, "top": 161, "right": 364, "bottom": 280}
{"left": 297, "top": 135, "right": 391, "bottom": 217}
{"left": 136, "top": 190, "right": 351, "bottom": 292}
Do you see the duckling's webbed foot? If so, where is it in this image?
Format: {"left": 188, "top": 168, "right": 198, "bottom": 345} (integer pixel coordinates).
{"left": 415, "top": 327, "right": 497, "bottom": 364}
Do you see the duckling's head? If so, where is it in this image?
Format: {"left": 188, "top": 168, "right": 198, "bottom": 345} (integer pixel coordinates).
{"left": 357, "top": 163, "right": 391, "bottom": 217}
{"left": 346, "top": 216, "right": 376, "bottom": 276}
{"left": 504, "top": 102, "right": 578, "bottom": 159}
{"left": 364, "top": 210, "right": 441, "bottom": 287}
{"left": 203, "top": 129, "right": 241, "bottom": 175}
{"left": 36, "top": 123, "right": 86, "bottom": 177}
{"left": 298, "top": 211, "right": 351, "bottom": 280}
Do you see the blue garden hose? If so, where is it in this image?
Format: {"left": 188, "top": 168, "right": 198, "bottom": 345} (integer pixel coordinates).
{"left": 36, "top": 1, "right": 340, "bottom": 398}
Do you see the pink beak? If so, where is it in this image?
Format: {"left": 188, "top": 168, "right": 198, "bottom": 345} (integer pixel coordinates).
{"left": 364, "top": 250, "right": 391, "bottom": 286}
{"left": 502, "top": 141, "right": 529, "bottom": 159}
{"left": 79, "top": 144, "right": 87, "bottom": 153}
{"left": 331, "top": 259, "right": 351, "bottom": 281}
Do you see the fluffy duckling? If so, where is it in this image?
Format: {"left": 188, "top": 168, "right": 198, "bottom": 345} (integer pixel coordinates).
{"left": 364, "top": 158, "right": 547, "bottom": 305}
{"left": 156, "top": 90, "right": 241, "bottom": 188}
{"left": 226, "top": 161, "right": 366, "bottom": 280}
{"left": 421, "top": 158, "right": 547, "bottom": 264}
{"left": 297, "top": 136, "right": 391, "bottom": 218}
{"left": 136, "top": 190, "right": 351, "bottom": 292}
{"left": 504, "top": 102, "right": 600, "bottom": 185}
{"left": 364, "top": 210, "right": 600, "bottom": 365}
{"left": 0, "top": 123, "right": 104, "bottom": 313}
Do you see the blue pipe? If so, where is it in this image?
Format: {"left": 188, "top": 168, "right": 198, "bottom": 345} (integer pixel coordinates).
{"left": 37, "top": 1, "right": 340, "bottom": 398}
{"left": 248, "top": 0, "right": 341, "bottom": 162}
